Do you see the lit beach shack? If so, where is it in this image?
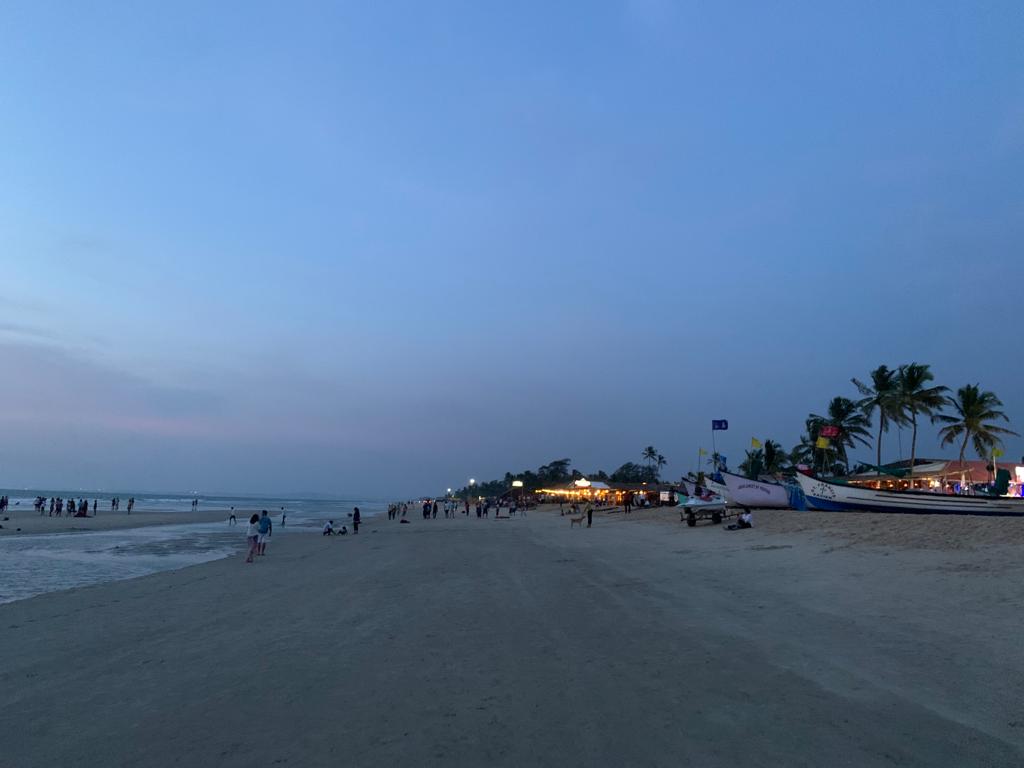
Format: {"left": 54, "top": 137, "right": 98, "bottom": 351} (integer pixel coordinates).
{"left": 607, "top": 482, "right": 676, "bottom": 506}
{"left": 845, "top": 458, "right": 1024, "bottom": 495}
{"left": 536, "top": 478, "right": 614, "bottom": 503}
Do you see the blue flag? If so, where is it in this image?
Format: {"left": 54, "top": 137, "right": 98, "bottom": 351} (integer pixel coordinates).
{"left": 712, "top": 419, "right": 729, "bottom": 431}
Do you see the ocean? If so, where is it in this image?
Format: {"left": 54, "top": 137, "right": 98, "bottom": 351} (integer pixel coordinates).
{"left": 0, "top": 489, "right": 390, "bottom": 604}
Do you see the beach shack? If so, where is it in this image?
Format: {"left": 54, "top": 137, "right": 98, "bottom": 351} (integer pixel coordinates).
{"left": 845, "top": 458, "right": 1024, "bottom": 496}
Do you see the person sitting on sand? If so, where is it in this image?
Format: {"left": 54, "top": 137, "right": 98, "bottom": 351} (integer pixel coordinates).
{"left": 725, "top": 509, "right": 753, "bottom": 531}
{"left": 323, "top": 520, "right": 335, "bottom": 536}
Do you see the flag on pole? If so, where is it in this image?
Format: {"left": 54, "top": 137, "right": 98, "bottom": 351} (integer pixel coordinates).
{"left": 819, "top": 425, "right": 840, "bottom": 438}
{"left": 993, "top": 448, "right": 1004, "bottom": 458}
{"left": 698, "top": 448, "right": 708, "bottom": 456}
{"left": 712, "top": 420, "right": 729, "bottom": 431}
{"left": 751, "top": 437, "right": 762, "bottom": 449}
{"left": 815, "top": 437, "right": 831, "bottom": 449}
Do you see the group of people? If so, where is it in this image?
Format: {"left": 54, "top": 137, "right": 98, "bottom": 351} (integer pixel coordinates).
{"left": 402, "top": 497, "right": 525, "bottom": 521}
{"left": 36, "top": 496, "right": 94, "bottom": 517}
{"left": 26, "top": 496, "right": 137, "bottom": 517}
{"left": 322, "top": 507, "right": 360, "bottom": 536}
{"left": 109, "top": 497, "right": 135, "bottom": 513}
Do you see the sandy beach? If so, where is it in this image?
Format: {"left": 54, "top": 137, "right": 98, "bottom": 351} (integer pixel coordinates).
{"left": 2, "top": 505, "right": 1022, "bottom": 767}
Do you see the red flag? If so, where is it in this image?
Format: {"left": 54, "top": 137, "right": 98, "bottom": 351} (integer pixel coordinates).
{"left": 819, "top": 425, "right": 840, "bottom": 438}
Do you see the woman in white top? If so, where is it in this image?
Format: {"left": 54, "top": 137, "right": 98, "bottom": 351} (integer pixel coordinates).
{"left": 245, "top": 514, "right": 260, "bottom": 563}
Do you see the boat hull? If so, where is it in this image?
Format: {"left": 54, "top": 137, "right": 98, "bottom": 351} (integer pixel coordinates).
{"left": 794, "top": 472, "right": 1024, "bottom": 516}
{"left": 720, "top": 471, "right": 791, "bottom": 508}
{"left": 680, "top": 478, "right": 732, "bottom": 504}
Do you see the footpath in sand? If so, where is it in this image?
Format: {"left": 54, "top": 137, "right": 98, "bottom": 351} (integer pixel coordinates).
{"left": 1, "top": 506, "right": 1023, "bottom": 767}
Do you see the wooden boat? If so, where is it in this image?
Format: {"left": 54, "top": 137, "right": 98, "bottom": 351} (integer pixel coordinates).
{"left": 794, "top": 471, "right": 1024, "bottom": 516}
{"left": 719, "top": 470, "right": 791, "bottom": 508}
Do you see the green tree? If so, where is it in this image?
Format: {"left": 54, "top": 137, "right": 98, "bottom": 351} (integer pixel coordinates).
{"left": 936, "top": 384, "right": 1018, "bottom": 467}
{"left": 739, "top": 449, "right": 764, "bottom": 478}
{"left": 610, "top": 462, "right": 657, "bottom": 483}
{"left": 895, "top": 363, "right": 948, "bottom": 477}
{"left": 809, "top": 397, "right": 872, "bottom": 473}
{"left": 656, "top": 453, "right": 667, "bottom": 479}
{"left": 852, "top": 364, "right": 902, "bottom": 474}
{"left": 762, "top": 439, "right": 786, "bottom": 474}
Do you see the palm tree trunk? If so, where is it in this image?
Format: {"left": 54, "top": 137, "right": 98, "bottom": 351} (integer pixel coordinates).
{"left": 909, "top": 411, "right": 918, "bottom": 482}
{"left": 876, "top": 418, "right": 883, "bottom": 475}
{"left": 959, "top": 431, "right": 969, "bottom": 467}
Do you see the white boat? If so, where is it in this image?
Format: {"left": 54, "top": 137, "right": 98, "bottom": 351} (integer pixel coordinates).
{"left": 719, "top": 470, "right": 791, "bottom": 509}
{"left": 680, "top": 477, "right": 731, "bottom": 503}
{"left": 679, "top": 495, "right": 727, "bottom": 512}
{"left": 794, "top": 472, "right": 1024, "bottom": 516}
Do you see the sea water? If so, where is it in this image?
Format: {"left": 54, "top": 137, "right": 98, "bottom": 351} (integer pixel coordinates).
{"left": 0, "top": 492, "right": 388, "bottom": 604}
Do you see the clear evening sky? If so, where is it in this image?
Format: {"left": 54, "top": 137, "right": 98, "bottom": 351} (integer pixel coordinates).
{"left": 1, "top": 1, "right": 1021, "bottom": 496}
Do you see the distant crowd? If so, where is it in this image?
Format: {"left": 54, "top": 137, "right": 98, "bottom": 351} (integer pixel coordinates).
{"left": 27, "top": 496, "right": 136, "bottom": 517}
{"left": 383, "top": 497, "right": 530, "bottom": 521}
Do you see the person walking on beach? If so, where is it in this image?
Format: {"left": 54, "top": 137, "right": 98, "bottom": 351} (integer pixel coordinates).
{"left": 431, "top": 501, "right": 438, "bottom": 519}
{"left": 352, "top": 506, "right": 361, "bottom": 534}
{"left": 245, "top": 514, "right": 260, "bottom": 562}
{"left": 281, "top": 508, "right": 286, "bottom": 527}
{"left": 258, "top": 510, "right": 272, "bottom": 555}
{"left": 586, "top": 501, "right": 593, "bottom": 528}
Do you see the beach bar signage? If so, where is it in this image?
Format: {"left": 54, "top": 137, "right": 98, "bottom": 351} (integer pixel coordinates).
{"left": 712, "top": 420, "right": 729, "bottom": 431}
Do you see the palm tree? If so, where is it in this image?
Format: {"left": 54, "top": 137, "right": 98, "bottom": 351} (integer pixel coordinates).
{"left": 936, "top": 384, "right": 1018, "bottom": 467}
{"left": 809, "top": 397, "right": 872, "bottom": 473}
{"left": 739, "top": 449, "right": 764, "bottom": 478}
{"left": 642, "top": 446, "right": 659, "bottom": 472}
{"left": 656, "top": 453, "right": 667, "bottom": 480}
{"left": 852, "top": 365, "right": 902, "bottom": 474}
{"left": 895, "top": 363, "right": 948, "bottom": 477}
{"left": 763, "top": 439, "right": 786, "bottom": 475}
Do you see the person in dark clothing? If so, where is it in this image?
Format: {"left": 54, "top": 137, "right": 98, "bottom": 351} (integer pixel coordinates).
{"left": 586, "top": 502, "right": 593, "bottom": 528}
{"left": 352, "top": 506, "right": 361, "bottom": 534}
{"left": 431, "top": 501, "right": 438, "bottom": 519}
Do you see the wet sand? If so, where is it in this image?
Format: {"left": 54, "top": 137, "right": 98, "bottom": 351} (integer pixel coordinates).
{"left": 0, "top": 507, "right": 240, "bottom": 536}
{"left": 1, "top": 506, "right": 1022, "bottom": 767}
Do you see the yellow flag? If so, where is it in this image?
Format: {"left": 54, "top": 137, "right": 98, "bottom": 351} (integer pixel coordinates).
{"left": 699, "top": 448, "right": 708, "bottom": 455}
{"left": 751, "top": 437, "right": 762, "bottom": 449}
{"left": 993, "top": 448, "right": 1004, "bottom": 458}
{"left": 815, "top": 437, "right": 831, "bottom": 449}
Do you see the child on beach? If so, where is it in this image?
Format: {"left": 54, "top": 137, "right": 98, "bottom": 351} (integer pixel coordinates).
{"left": 245, "top": 514, "right": 260, "bottom": 562}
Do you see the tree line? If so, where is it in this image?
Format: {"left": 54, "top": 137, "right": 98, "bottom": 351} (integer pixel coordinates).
{"left": 740, "top": 362, "right": 1017, "bottom": 478}
{"left": 453, "top": 446, "right": 668, "bottom": 497}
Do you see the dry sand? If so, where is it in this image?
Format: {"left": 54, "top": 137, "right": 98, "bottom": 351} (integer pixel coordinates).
{"left": 1, "top": 505, "right": 1022, "bottom": 767}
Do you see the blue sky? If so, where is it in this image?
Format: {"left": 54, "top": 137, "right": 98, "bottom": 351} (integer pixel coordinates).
{"left": 1, "top": 1, "right": 1021, "bottom": 495}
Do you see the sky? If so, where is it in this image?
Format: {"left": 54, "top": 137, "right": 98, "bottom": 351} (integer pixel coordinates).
{"left": 1, "top": 1, "right": 1022, "bottom": 497}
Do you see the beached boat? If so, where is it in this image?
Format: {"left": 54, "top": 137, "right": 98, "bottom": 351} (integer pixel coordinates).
{"left": 794, "top": 471, "right": 1024, "bottom": 516}
{"left": 680, "top": 477, "right": 731, "bottom": 503}
{"left": 719, "top": 470, "right": 791, "bottom": 509}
